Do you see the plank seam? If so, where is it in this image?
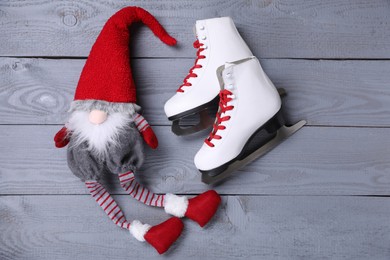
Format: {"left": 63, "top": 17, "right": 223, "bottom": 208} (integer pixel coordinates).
{"left": 1, "top": 124, "right": 390, "bottom": 128}
{"left": 2, "top": 56, "right": 390, "bottom": 61}
{"left": 1, "top": 194, "right": 389, "bottom": 197}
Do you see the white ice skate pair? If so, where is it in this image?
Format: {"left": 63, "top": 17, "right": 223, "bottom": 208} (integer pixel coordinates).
{"left": 164, "top": 17, "right": 306, "bottom": 184}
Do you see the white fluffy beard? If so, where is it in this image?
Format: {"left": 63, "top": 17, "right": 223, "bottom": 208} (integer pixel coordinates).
{"left": 67, "top": 110, "right": 129, "bottom": 158}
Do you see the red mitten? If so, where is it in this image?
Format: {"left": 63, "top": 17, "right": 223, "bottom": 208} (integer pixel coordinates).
{"left": 133, "top": 113, "right": 158, "bottom": 149}
{"left": 54, "top": 126, "right": 70, "bottom": 148}
{"left": 141, "top": 127, "right": 158, "bottom": 149}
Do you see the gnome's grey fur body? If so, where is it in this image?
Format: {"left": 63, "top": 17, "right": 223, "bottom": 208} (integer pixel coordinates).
{"left": 67, "top": 123, "right": 144, "bottom": 181}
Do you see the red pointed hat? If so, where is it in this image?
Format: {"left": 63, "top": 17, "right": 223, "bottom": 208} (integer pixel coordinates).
{"left": 74, "top": 7, "right": 176, "bottom": 103}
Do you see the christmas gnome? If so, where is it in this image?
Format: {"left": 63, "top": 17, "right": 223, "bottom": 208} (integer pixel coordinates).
{"left": 54, "top": 7, "right": 221, "bottom": 254}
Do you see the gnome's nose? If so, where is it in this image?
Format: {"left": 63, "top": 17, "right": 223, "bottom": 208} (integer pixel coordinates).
{"left": 89, "top": 110, "right": 108, "bottom": 125}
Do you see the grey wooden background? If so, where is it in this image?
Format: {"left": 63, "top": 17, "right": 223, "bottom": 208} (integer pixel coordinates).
{"left": 1, "top": 1, "right": 390, "bottom": 259}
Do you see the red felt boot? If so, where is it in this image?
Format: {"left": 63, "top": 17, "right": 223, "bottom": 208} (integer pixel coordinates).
{"left": 165, "top": 190, "right": 221, "bottom": 227}
{"left": 185, "top": 190, "right": 221, "bottom": 227}
{"left": 144, "top": 217, "right": 184, "bottom": 254}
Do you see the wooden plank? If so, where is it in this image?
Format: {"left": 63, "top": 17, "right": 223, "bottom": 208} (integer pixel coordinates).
{"left": 0, "top": 195, "right": 389, "bottom": 259}
{"left": 1, "top": 0, "right": 390, "bottom": 58}
{"left": 1, "top": 58, "right": 390, "bottom": 127}
{"left": 1, "top": 125, "right": 389, "bottom": 196}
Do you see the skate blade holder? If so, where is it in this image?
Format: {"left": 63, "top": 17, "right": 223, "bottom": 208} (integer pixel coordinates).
{"left": 171, "top": 89, "right": 286, "bottom": 136}
{"left": 170, "top": 96, "right": 219, "bottom": 136}
{"left": 201, "top": 116, "right": 306, "bottom": 185}
{"left": 172, "top": 110, "right": 215, "bottom": 136}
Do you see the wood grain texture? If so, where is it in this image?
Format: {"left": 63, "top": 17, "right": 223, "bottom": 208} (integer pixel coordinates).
{"left": 1, "top": 0, "right": 390, "bottom": 58}
{"left": 1, "top": 1, "right": 389, "bottom": 259}
{"left": 1, "top": 125, "right": 389, "bottom": 196}
{"left": 1, "top": 195, "right": 389, "bottom": 260}
{"left": 1, "top": 58, "right": 390, "bottom": 126}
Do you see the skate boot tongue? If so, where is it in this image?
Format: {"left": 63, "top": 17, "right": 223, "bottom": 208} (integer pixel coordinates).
{"left": 224, "top": 62, "right": 235, "bottom": 69}
{"left": 225, "top": 56, "right": 255, "bottom": 69}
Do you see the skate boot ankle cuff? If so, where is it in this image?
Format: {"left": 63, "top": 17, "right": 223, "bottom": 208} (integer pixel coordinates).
{"left": 129, "top": 220, "right": 151, "bottom": 242}
{"left": 164, "top": 194, "right": 189, "bottom": 218}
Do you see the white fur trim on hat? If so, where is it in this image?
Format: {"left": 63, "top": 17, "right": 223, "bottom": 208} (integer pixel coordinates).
{"left": 129, "top": 220, "right": 151, "bottom": 242}
{"left": 164, "top": 194, "right": 189, "bottom": 218}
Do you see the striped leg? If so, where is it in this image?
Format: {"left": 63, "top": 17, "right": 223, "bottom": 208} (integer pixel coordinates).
{"left": 118, "top": 171, "right": 165, "bottom": 207}
{"left": 85, "top": 180, "right": 131, "bottom": 229}
{"left": 86, "top": 180, "right": 183, "bottom": 254}
{"left": 134, "top": 113, "right": 149, "bottom": 132}
{"left": 119, "top": 172, "right": 220, "bottom": 228}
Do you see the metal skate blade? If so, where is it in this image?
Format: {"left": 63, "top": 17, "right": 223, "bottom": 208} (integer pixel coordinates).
{"left": 172, "top": 110, "right": 215, "bottom": 136}
{"left": 201, "top": 120, "right": 307, "bottom": 185}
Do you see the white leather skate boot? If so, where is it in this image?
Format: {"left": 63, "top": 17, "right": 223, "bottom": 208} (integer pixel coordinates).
{"left": 164, "top": 17, "right": 253, "bottom": 135}
{"left": 194, "top": 57, "right": 306, "bottom": 184}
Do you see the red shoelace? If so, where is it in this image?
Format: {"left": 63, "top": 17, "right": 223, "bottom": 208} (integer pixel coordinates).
{"left": 205, "top": 89, "right": 234, "bottom": 147}
{"left": 177, "top": 40, "right": 206, "bottom": 92}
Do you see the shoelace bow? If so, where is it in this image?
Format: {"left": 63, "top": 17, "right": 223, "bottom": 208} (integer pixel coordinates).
{"left": 177, "top": 40, "right": 206, "bottom": 92}
{"left": 205, "top": 89, "right": 234, "bottom": 147}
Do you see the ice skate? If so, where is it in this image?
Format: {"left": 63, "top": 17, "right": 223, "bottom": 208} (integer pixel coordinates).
{"left": 194, "top": 57, "right": 306, "bottom": 185}
{"left": 164, "top": 17, "right": 253, "bottom": 135}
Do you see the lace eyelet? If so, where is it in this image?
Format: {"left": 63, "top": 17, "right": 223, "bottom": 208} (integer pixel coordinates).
{"left": 177, "top": 40, "right": 206, "bottom": 92}
{"left": 205, "top": 88, "right": 234, "bottom": 146}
